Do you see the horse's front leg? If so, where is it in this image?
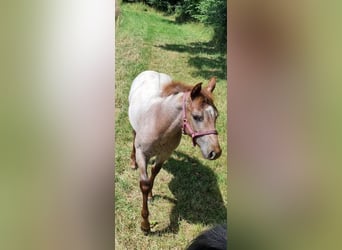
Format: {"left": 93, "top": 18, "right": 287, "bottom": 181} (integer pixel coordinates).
{"left": 148, "top": 155, "right": 167, "bottom": 201}
{"left": 139, "top": 178, "right": 151, "bottom": 233}
{"left": 136, "top": 149, "right": 151, "bottom": 232}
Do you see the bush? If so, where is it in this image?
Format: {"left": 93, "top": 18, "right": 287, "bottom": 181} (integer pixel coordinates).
{"left": 176, "top": 0, "right": 226, "bottom": 47}
{"left": 175, "top": 0, "right": 201, "bottom": 22}
{"left": 193, "top": 0, "right": 227, "bottom": 46}
{"left": 146, "top": 0, "right": 181, "bottom": 14}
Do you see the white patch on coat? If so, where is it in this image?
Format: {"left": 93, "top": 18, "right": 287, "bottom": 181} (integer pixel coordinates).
{"left": 128, "top": 70, "right": 172, "bottom": 130}
{"left": 205, "top": 105, "right": 216, "bottom": 118}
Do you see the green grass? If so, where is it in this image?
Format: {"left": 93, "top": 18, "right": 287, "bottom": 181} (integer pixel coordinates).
{"left": 115, "top": 3, "right": 227, "bottom": 249}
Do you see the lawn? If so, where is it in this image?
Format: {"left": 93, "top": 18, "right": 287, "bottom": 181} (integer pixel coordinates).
{"left": 115, "top": 2, "right": 227, "bottom": 249}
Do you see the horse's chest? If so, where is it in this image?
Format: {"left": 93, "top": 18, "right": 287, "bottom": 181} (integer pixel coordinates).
{"left": 139, "top": 132, "right": 181, "bottom": 157}
{"left": 156, "top": 136, "right": 179, "bottom": 151}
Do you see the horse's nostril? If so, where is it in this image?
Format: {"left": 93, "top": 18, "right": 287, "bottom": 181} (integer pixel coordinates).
{"left": 208, "top": 151, "right": 216, "bottom": 160}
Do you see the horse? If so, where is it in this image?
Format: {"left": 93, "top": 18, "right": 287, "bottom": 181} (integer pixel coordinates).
{"left": 186, "top": 224, "right": 227, "bottom": 250}
{"left": 128, "top": 70, "right": 222, "bottom": 232}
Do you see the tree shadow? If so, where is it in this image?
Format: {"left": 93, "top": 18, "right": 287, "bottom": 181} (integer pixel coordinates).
{"left": 150, "top": 151, "right": 227, "bottom": 235}
{"left": 157, "top": 41, "right": 219, "bottom": 55}
{"left": 156, "top": 42, "right": 227, "bottom": 80}
{"left": 188, "top": 55, "right": 226, "bottom": 80}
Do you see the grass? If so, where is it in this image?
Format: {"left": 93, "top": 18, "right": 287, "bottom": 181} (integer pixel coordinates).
{"left": 115, "top": 2, "right": 227, "bottom": 249}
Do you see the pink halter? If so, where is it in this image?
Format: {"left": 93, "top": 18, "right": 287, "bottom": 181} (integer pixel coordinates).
{"left": 182, "top": 92, "right": 218, "bottom": 146}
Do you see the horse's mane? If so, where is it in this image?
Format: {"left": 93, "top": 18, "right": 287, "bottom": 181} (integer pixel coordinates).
{"left": 161, "top": 81, "right": 215, "bottom": 104}
{"left": 161, "top": 81, "right": 193, "bottom": 97}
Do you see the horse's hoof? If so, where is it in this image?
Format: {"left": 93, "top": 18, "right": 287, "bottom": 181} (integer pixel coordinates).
{"left": 141, "top": 222, "right": 150, "bottom": 234}
{"left": 142, "top": 229, "right": 150, "bottom": 236}
{"left": 130, "top": 161, "right": 138, "bottom": 170}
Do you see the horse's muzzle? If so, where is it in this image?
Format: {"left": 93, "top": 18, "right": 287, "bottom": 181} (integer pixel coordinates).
{"left": 207, "top": 148, "right": 222, "bottom": 160}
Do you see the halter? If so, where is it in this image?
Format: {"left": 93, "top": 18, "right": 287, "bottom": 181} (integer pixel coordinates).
{"left": 182, "top": 92, "right": 218, "bottom": 146}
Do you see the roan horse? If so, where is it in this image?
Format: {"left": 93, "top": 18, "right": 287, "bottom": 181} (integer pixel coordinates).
{"left": 128, "top": 70, "right": 222, "bottom": 232}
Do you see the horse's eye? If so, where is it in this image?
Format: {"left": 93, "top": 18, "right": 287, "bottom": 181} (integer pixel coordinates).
{"left": 192, "top": 115, "right": 203, "bottom": 122}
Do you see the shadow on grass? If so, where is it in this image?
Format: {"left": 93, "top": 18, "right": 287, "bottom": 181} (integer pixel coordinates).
{"left": 156, "top": 42, "right": 226, "bottom": 80}
{"left": 157, "top": 42, "right": 218, "bottom": 55}
{"left": 149, "top": 151, "right": 227, "bottom": 236}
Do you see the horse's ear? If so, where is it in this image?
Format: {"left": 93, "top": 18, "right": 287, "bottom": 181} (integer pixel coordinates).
{"left": 191, "top": 83, "right": 202, "bottom": 100}
{"left": 206, "top": 77, "right": 216, "bottom": 92}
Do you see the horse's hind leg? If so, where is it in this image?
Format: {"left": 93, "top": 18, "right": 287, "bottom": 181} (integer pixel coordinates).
{"left": 130, "top": 130, "right": 138, "bottom": 169}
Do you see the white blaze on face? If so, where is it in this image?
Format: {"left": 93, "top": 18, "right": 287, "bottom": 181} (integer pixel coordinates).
{"left": 205, "top": 105, "right": 216, "bottom": 118}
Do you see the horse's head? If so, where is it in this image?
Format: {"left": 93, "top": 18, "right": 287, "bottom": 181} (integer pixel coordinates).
{"left": 184, "top": 77, "right": 222, "bottom": 160}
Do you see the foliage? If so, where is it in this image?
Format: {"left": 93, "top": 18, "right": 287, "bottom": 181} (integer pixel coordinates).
{"left": 174, "top": 0, "right": 201, "bottom": 22}
{"left": 146, "top": 0, "right": 180, "bottom": 14}
{"left": 193, "top": 0, "right": 227, "bottom": 47}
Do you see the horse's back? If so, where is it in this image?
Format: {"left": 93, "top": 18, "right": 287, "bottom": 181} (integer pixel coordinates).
{"left": 128, "top": 70, "right": 171, "bottom": 103}
{"left": 128, "top": 71, "right": 172, "bottom": 130}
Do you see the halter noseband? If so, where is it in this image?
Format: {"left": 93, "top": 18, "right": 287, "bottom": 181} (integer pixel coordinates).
{"left": 182, "top": 92, "right": 218, "bottom": 146}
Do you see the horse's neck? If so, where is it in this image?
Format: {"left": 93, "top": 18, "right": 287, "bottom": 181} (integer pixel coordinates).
{"left": 157, "top": 92, "right": 184, "bottom": 134}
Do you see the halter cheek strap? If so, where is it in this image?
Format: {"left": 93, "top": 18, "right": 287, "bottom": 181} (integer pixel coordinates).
{"left": 182, "top": 92, "right": 218, "bottom": 146}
